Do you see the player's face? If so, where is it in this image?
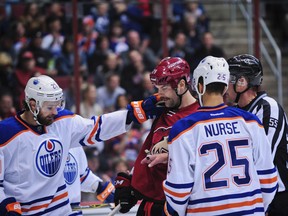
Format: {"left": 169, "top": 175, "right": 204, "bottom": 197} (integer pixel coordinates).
{"left": 38, "top": 101, "right": 61, "bottom": 126}
{"left": 155, "top": 84, "right": 179, "bottom": 108}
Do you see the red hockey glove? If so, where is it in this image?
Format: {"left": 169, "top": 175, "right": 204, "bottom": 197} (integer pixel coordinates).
{"left": 96, "top": 181, "right": 115, "bottom": 203}
{"left": 126, "top": 94, "right": 164, "bottom": 124}
{"left": 114, "top": 172, "right": 138, "bottom": 213}
{"left": 0, "top": 197, "right": 22, "bottom": 216}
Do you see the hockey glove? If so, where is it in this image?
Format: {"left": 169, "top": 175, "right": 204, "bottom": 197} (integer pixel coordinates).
{"left": 96, "top": 181, "right": 115, "bottom": 203}
{"left": 0, "top": 197, "right": 22, "bottom": 216}
{"left": 114, "top": 172, "right": 138, "bottom": 213}
{"left": 127, "top": 94, "right": 164, "bottom": 124}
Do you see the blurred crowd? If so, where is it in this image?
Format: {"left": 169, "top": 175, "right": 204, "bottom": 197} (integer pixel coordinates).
{"left": 0, "top": 0, "right": 226, "bottom": 201}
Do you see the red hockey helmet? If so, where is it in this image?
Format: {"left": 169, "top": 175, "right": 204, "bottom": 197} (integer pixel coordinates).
{"left": 150, "top": 57, "right": 191, "bottom": 89}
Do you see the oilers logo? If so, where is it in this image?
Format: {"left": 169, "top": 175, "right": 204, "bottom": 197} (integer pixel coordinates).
{"left": 36, "top": 139, "right": 63, "bottom": 177}
{"left": 64, "top": 153, "right": 78, "bottom": 185}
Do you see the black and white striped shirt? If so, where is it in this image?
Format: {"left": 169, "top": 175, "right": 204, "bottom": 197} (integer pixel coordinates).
{"left": 240, "top": 91, "right": 288, "bottom": 192}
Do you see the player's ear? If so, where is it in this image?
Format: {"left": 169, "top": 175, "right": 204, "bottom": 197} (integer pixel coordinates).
{"left": 28, "top": 99, "right": 37, "bottom": 112}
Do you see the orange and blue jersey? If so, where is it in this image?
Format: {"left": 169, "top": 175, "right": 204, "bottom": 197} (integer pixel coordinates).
{"left": 163, "top": 104, "right": 278, "bottom": 216}
{"left": 0, "top": 109, "right": 129, "bottom": 215}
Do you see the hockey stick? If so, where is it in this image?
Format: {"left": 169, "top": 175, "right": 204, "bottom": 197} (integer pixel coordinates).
{"left": 72, "top": 203, "right": 114, "bottom": 210}
{"left": 107, "top": 204, "right": 121, "bottom": 216}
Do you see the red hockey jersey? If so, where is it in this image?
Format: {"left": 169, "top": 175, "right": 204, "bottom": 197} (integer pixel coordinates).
{"left": 131, "top": 102, "right": 199, "bottom": 202}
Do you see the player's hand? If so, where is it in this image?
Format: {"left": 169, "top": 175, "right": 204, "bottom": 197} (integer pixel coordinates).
{"left": 0, "top": 197, "right": 22, "bottom": 216}
{"left": 141, "top": 153, "right": 168, "bottom": 167}
{"left": 114, "top": 172, "right": 138, "bottom": 213}
{"left": 126, "top": 94, "right": 164, "bottom": 124}
{"left": 96, "top": 181, "right": 115, "bottom": 203}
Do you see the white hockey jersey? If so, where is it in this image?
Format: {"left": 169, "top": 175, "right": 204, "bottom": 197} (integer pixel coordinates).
{"left": 0, "top": 109, "right": 129, "bottom": 216}
{"left": 64, "top": 147, "right": 102, "bottom": 206}
{"left": 163, "top": 104, "right": 278, "bottom": 216}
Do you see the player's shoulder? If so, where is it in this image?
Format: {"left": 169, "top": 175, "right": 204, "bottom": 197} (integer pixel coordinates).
{"left": 228, "top": 106, "right": 262, "bottom": 125}
{"left": 54, "top": 109, "right": 75, "bottom": 121}
{"left": 168, "top": 112, "right": 199, "bottom": 142}
{"left": 0, "top": 116, "right": 28, "bottom": 146}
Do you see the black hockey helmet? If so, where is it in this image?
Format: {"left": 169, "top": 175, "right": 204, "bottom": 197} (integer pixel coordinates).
{"left": 227, "top": 54, "right": 263, "bottom": 86}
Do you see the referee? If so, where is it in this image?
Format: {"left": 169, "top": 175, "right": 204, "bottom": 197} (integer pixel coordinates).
{"left": 225, "top": 54, "right": 288, "bottom": 216}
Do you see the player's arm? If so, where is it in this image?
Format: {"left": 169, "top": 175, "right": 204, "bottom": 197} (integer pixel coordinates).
{"left": 251, "top": 122, "right": 278, "bottom": 211}
{"left": 163, "top": 124, "right": 194, "bottom": 216}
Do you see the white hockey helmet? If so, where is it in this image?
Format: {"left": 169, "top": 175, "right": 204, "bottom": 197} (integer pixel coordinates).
{"left": 193, "top": 56, "right": 229, "bottom": 105}
{"left": 25, "top": 75, "right": 65, "bottom": 113}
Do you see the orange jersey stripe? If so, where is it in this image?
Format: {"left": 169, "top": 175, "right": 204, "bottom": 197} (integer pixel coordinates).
{"left": 87, "top": 117, "right": 100, "bottom": 144}
{"left": 187, "top": 197, "right": 263, "bottom": 213}
{"left": 259, "top": 176, "right": 278, "bottom": 184}
{"left": 163, "top": 185, "right": 190, "bottom": 198}
{"left": 21, "top": 192, "right": 68, "bottom": 212}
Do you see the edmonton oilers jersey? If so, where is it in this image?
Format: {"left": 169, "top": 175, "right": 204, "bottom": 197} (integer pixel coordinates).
{"left": 164, "top": 104, "right": 278, "bottom": 216}
{"left": 64, "top": 147, "right": 102, "bottom": 205}
{"left": 0, "top": 109, "right": 128, "bottom": 215}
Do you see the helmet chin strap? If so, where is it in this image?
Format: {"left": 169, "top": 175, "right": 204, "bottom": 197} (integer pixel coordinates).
{"left": 27, "top": 103, "right": 42, "bottom": 125}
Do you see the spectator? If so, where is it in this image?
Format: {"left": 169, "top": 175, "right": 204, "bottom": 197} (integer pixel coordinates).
{"left": 26, "top": 31, "right": 57, "bottom": 76}
{"left": 121, "top": 50, "right": 147, "bottom": 100}
{"left": 110, "top": 0, "right": 144, "bottom": 34}
{"left": 12, "top": 51, "right": 46, "bottom": 109}
{"left": 78, "top": 15, "right": 98, "bottom": 60}
{"left": 19, "top": 2, "right": 46, "bottom": 35}
{"left": 96, "top": 72, "right": 126, "bottom": 113}
{"left": 108, "top": 21, "right": 129, "bottom": 54}
{"left": 0, "top": 90, "right": 16, "bottom": 121}
{"left": 63, "top": 76, "right": 85, "bottom": 110}
{"left": 11, "top": 20, "right": 28, "bottom": 55}
{"left": 42, "top": 16, "right": 65, "bottom": 57}
{"left": 94, "top": 52, "right": 123, "bottom": 87}
{"left": 88, "top": 35, "right": 114, "bottom": 75}
{"left": 56, "top": 37, "right": 87, "bottom": 77}
{"left": 0, "top": 34, "right": 17, "bottom": 66}
{"left": 120, "top": 30, "right": 158, "bottom": 71}
{"left": 0, "top": 52, "right": 13, "bottom": 90}
{"left": 93, "top": 2, "right": 110, "bottom": 35}
{"left": 71, "top": 83, "right": 103, "bottom": 118}
{"left": 191, "top": 31, "right": 225, "bottom": 71}
{"left": 115, "top": 94, "right": 129, "bottom": 111}
{"left": 169, "top": 31, "right": 193, "bottom": 63}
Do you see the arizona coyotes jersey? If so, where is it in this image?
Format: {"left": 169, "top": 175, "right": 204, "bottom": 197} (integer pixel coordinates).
{"left": 64, "top": 147, "right": 102, "bottom": 206}
{"left": 163, "top": 104, "right": 278, "bottom": 216}
{"left": 132, "top": 102, "right": 199, "bottom": 202}
{"left": 0, "top": 109, "right": 129, "bottom": 216}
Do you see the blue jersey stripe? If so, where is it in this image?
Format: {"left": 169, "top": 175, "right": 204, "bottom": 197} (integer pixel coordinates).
{"left": 216, "top": 207, "right": 264, "bottom": 216}
{"left": 165, "top": 181, "right": 194, "bottom": 189}
{"left": 189, "top": 189, "right": 262, "bottom": 205}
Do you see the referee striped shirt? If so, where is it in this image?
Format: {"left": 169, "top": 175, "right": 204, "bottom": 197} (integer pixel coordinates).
{"left": 240, "top": 91, "right": 288, "bottom": 192}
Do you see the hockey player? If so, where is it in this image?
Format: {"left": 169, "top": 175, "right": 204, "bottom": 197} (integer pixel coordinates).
{"left": 64, "top": 147, "right": 114, "bottom": 207}
{"left": 0, "top": 75, "right": 159, "bottom": 216}
{"left": 114, "top": 57, "right": 199, "bottom": 215}
{"left": 225, "top": 54, "right": 288, "bottom": 216}
{"left": 163, "top": 56, "right": 278, "bottom": 215}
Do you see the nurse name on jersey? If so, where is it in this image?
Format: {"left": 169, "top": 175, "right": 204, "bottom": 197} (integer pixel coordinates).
{"left": 204, "top": 121, "right": 240, "bottom": 137}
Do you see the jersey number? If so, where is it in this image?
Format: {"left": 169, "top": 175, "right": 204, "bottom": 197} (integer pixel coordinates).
{"left": 200, "top": 139, "right": 251, "bottom": 189}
